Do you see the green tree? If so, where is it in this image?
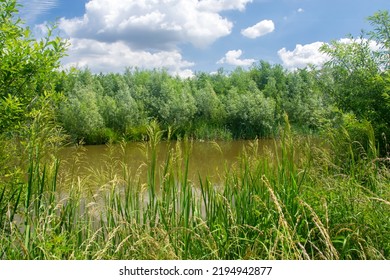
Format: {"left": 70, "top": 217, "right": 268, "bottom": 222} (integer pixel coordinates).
{"left": 59, "top": 81, "right": 104, "bottom": 143}
{"left": 157, "top": 79, "right": 196, "bottom": 133}
{"left": 224, "top": 85, "right": 276, "bottom": 138}
{"left": 367, "top": 10, "right": 390, "bottom": 70}
{"left": 193, "top": 80, "right": 225, "bottom": 126}
{"left": 282, "top": 69, "right": 327, "bottom": 131}
{"left": 0, "top": 0, "right": 67, "bottom": 135}
{"left": 97, "top": 73, "right": 141, "bottom": 135}
{"left": 320, "top": 10, "right": 390, "bottom": 154}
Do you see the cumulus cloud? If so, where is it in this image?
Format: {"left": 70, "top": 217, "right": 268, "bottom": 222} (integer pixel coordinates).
{"left": 277, "top": 38, "right": 382, "bottom": 69}
{"left": 58, "top": 0, "right": 248, "bottom": 50}
{"left": 277, "top": 42, "right": 329, "bottom": 69}
{"left": 241, "top": 20, "right": 275, "bottom": 39}
{"left": 217, "top": 49, "right": 255, "bottom": 66}
{"left": 197, "top": 0, "right": 253, "bottom": 12}
{"left": 56, "top": 0, "right": 253, "bottom": 74}
{"left": 61, "top": 38, "right": 194, "bottom": 77}
{"left": 297, "top": 8, "right": 304, "bottom": 13}
{"left": 337, "top": 38, "right": 382, "bottom": 52}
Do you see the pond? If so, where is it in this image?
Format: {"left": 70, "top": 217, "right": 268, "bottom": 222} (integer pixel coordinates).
{"left": 57, "top": 139, "right": 277, "bottom": 190}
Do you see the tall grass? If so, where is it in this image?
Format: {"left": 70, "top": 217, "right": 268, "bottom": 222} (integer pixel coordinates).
{"left": 0, "top": 118, "right": 389, "bottom": 260}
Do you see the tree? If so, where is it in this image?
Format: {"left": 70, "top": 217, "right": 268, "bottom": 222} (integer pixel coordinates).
{"left": 320, "top": 10, "right": 390, "bottom": 154}
{"left": 157, "top": 79, "right": 196, "bottom": 132}
{"left": 224, "top": 85, "right": 276, "bottom": 138}
{"left": 0, "top": 0, "right": 67, "bottom": 135}
{"left": 96, "top": 73, "right": 141, "bottom": 134}
{"left": 282, "top": 69, "right": 327, "bottom": 131}
{"left": 59, "top": 81, "right": 104, "bottom": 143}
{"left": 193, "top": 80, "right": 225, "bottom": 126}
{"left": 367, "top": 10, "right": 390, "bottom": 70}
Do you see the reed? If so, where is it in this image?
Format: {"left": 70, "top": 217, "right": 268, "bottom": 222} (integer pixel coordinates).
{"left": 0, "top": 120, "right": 389, "bottom": 260}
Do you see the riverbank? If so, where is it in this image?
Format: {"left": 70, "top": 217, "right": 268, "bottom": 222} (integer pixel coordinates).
{"left": 1, "top": 122, "right": 389, "bottom": 260}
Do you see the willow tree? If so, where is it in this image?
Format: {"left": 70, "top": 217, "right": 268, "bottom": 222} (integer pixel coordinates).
{"left": 320, "top": 10, "right": 390, "bottom": 155}
{"left": 0, "top": 0, "right": 67, "bottom": 135}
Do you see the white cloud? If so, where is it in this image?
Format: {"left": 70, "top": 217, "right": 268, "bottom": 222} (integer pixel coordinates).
{"left": 297, "top": 8, "right": 304, "bottom": 13}
{"left": 58, "top": 0, "right": 248, "bottom": 50}
{"left": 278, "top": 42, "right": 329, "bottom": 69}
{"left": 19, "top": 0, "right": 58, "bottom": 23}
{"left": 217, "top": 49, "right": 256, "bottom": 66}
{"left": 241, "top": 20, "right": 275, "bottom": 39}
{"left": 62, "top": 38, "right": 194, "bottom": 76}
{"left": 277, "top": 38, "right": 382, "bottom": 69}
{"left": 56, "top": 0, "right": 254, "bottom": 73}
{"left": 338, "top": 38, "right": 382, "bottom": 52}
{"left": 197, "top": 0, "right": 253, "bottom": 12}
{"left": 172, "top": 69, "right": 195, "bottom": 79}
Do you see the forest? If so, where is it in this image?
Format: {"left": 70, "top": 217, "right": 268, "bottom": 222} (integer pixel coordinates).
{"left": 0, "top": 0, "right": 389, "bottom": 260}
{"left": 55, "top": 42, "right": 389, "bottom": 147}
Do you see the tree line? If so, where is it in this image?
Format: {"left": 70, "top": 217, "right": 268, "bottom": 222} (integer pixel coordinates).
{"left": 55, "top": 64, "right": 329, "bottom": 143}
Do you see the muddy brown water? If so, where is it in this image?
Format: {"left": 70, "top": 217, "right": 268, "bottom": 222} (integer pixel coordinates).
{"left": 57, "top": 139, "right": 277, "bottom": 190}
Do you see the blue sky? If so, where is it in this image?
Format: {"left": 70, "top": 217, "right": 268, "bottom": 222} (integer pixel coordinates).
{"left": 19, "top": 0, "right": 389, "bottom": 77}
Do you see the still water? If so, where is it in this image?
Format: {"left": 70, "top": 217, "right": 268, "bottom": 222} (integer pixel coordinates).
{"left": 58, "top": 139, "right": 276, "bottom": 188}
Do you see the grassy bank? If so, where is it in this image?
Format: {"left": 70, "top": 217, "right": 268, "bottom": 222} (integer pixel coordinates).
{"left": 0, "top": 120, "right": 389, "bottom": 260}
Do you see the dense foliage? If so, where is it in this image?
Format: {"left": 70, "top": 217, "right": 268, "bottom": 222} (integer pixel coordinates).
{"left": 56, "top": 64, "right": 331, "bottom": 143}
{"left": 0, "top": 0, "right": 67, "bottom": 135}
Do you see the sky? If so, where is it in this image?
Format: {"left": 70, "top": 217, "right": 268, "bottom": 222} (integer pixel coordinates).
{"left": 18, "top": 0, "right": 389, "bottom": 77}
